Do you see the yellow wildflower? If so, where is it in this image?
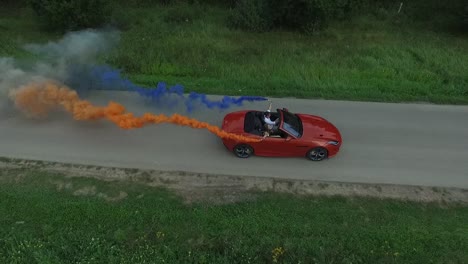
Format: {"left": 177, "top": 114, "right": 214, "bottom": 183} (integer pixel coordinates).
{"left": 272, "top": 246, "right": 285, "bottom": 263}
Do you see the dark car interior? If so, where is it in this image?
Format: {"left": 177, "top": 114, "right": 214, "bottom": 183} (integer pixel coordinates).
{"left": 243, "top": 111, "right": 286, "bottom": 138}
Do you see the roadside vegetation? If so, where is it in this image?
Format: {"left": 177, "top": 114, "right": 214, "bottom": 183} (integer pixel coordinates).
{"left": 1, "top": 2, "right": 467, "bottom": 262}
{"left": 1, "top": 168, "right": 467, "bottom": 263}
{"left": 0, "top": 0, "right": 467, "bottom": 104}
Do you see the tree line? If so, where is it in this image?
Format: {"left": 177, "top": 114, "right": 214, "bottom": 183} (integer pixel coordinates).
{"left": 5, "top": 0, "right": 468, "bottom": 34}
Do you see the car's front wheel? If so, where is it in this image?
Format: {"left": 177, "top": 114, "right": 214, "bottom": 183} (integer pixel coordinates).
{"left": 306, "top": 147, "right": 328, "bottom": 161}
{"left": 233, "top": 144, "right": 253, "bottom": 158}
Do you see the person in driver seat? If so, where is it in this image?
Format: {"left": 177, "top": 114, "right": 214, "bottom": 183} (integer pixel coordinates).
{"left": 264, "top": 110, "right": 279, "bottom": 129}
{"left": 263, "top": 101, "right": 280, "bottom": 137}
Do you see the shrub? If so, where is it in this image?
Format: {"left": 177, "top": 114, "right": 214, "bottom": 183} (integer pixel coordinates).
{"left": 463, "top": 4, "right": 468, "bottom": 29}
{"left": 28, "top": 0, "right": 111, "bottom": 33}
{"left": 163, "top": 1, "right": 202, "bottom": 24}
{"left": 2, "top": 0, "right": 27, "bottom": 7}
{"left": 227, "top": 0, "right": 274, "bottom": 32}
{"left": 272, "top": 0, "right": 343, "bottom": 33}
{"left": 109, "top": 0, "right": 173, "bottom": 7}
{"left": 188, "top": 0, "right": 239, "bottom": 7}
{"left": 228, "top": 0, "right": 366, "bottom": 34}
{"left": 393, "top": 0, "right": 467, "bottom": 30}
{"left": 227, "top": 0, "right": 468, "bottom": 34}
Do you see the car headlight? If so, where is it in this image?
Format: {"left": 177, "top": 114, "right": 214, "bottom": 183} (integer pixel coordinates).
{"left": 327, "top": 141, "right": 339, "bottom": 146}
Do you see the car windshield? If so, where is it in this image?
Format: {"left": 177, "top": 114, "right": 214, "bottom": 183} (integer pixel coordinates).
{"left": 280, "top": 110, "right": 303, "bottom": 138}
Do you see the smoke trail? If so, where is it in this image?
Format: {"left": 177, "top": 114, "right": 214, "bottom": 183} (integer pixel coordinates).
{"left": 0, "top": 29, "right": 119, "bottom": 101}
{"left": 9, "top": 80, "right": 262, "bottom": 143}
{"left": 1, "top": 28, "right": 267, "bottom": 112}
{"left": 0, "top": 57, "right": 53, "bottom": 112}
{"left": 23, "top": 29, "right": 119, "bottom": 65}
{"left": 80, "top": 64, "right": 268, "bottom": 112}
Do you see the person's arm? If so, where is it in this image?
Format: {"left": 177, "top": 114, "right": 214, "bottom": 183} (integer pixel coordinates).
{"left": 267, "top": 101, "right": 272, "bottom": 112}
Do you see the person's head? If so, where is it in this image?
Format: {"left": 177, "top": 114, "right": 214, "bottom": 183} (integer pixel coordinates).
{"left": 264, "top": 110, "right": 271, "bottom": 118}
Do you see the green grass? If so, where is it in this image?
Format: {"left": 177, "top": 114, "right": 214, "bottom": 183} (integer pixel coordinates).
{"left": 0, "top": 7, "right": 59, "bottom": 58}
{"left": 0, "top": 3, "right": 467, "bottom": 104}
{"left": 1, "top": 169, "right": 467, "bottom": 263}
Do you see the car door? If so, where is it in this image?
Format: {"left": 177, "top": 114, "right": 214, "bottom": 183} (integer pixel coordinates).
{"left": 257, "top": 136, "right": 297, "bottom": 157}
{"left": 284, "top": 136, "right": 314, "bottom": 156}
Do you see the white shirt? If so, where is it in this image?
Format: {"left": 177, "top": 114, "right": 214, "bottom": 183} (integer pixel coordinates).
{"left": 264, "top": 116, "right": 276, "bottom": 125}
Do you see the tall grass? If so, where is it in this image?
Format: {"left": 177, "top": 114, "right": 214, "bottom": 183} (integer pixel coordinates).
{"left": 1, "top": 3, "right": 467, "bottom": 104}
{"left": 108, "top": 3, "right": 468, "bottom": 103}
{"left": 1, "top": 169, "right": 467, "bottom": 263}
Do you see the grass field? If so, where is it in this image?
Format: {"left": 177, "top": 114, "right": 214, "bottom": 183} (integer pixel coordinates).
{"left": 0, "top": 3, "right": 467, "bottom": 104}
{"left": 1, "top": 3, "right": 467, "bottom": 263}
{"left": 1, "top": 168, "right": 467, "bottom": 263}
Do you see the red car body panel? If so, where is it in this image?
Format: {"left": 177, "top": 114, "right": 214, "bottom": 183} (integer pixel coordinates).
{"left": 221, "top": 109, "right": 342, "bottom": 159}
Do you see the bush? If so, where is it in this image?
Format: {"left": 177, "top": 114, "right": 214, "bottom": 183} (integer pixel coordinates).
{"left": 2, "top": 0, "right": 27, "bottom": 7}
{"left": 273, "top": 0, "right": 347, "bottom": 33}
{"left": 28, "top": 0, "right": 111, "bottom": 33}
{"left": 228, "top": 0, "right": 365, "bottom": 34}
{"left": 163, "top": 1, "right": 202, "bottom": 24}
{"left": 188, "top": 0, "right": 239, "bottom": 8}
{"left": 227, "top": 0, "right": 274, "bottom": 32}
{"left": 227, "top": 0, "right": 468, "bottom": 34}
{"left": 117, "top": 0, "right": 174, "bottom": 6}
{"left": 463, "top": 4, "right": 468, "bottom": 29}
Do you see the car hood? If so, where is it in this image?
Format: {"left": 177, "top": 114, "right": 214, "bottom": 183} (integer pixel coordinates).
{"left": 296, "top": 114, "right": 342, "bottom": 142}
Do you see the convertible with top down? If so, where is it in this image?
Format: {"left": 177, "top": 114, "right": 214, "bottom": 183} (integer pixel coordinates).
{"left": 221, "top": 105, "right": 342, "bottom": 161}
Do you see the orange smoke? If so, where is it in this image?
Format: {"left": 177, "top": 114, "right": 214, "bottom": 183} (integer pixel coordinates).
{"left": 9, "top": 80, "right": 262, "bottom": 143}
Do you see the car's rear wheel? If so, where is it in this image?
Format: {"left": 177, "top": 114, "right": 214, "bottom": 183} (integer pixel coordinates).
{"left": 234, "top": 144, "right": 253, "bottom": 158}
{"left": 306, "top": 147, "right": 328, "bottom": 161}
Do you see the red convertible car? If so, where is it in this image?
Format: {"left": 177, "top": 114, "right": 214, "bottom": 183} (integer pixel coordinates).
{"left": 221, "top": 106, "right": 342, "bottom": 161}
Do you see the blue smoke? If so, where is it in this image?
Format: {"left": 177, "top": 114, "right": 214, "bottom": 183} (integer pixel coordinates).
{"left": 64, "top": 64, "right": 267, "bottom": 112}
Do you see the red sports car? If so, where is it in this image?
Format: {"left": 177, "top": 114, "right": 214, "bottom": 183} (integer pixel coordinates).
{"left": 221, "top": 107, "right": 342, "bottom": 161}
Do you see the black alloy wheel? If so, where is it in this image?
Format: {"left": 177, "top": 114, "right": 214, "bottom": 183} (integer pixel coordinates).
{"left": 234, "top": 144, "right": 253, "bottom": 158}
{"left": 307, "top": 147, "right": 328, "bottom": 161}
